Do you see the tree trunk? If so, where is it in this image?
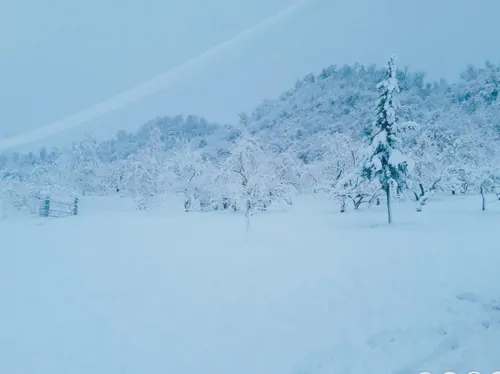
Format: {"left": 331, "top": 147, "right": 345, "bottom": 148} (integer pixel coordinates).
{"left": 481, "top": 186, "right": 486, "bottom": 211}
{"left": 385, "top": 184, "right": 392, "bottom": 224}
{"left": 245, "top": 199, "right": 251, "bottom": 232}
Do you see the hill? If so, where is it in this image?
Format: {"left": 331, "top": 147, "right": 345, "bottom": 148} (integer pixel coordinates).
{"left": 1, "top": 60, "right": 500, "bottom": 213}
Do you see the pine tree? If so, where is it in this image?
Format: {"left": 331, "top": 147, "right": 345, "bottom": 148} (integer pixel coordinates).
{"left": 361, "top": 56, "right": 413, "bottom": 224}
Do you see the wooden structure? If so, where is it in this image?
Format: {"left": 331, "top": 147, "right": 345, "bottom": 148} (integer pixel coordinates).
{"left": 39, "top": 196, "right": 79, "bottom": 218}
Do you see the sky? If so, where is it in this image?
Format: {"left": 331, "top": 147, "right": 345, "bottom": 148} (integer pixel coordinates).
{"left": 1, "top": 0, "right": 500, "bottom": 148}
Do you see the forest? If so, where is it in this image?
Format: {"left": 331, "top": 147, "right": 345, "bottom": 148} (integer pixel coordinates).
{"left": 1, "top": 57, "right": 499, "bottom": 220}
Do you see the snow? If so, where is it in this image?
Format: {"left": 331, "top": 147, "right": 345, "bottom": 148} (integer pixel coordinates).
{"left": 1, "top": 193, "right": 499, "bottom": 374}
{"left": 371, "top": 129, "right": 389, "bottom": 151}
{"left": 389, "top": 148, "right": 414, "bottom": 172}
{"left": 371, "top": 155, "right": 383, "bottom": 172}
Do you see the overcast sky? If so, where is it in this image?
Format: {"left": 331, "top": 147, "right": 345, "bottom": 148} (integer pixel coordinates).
{"left": 1, "top": 0, "right": 500, "bottom": 146}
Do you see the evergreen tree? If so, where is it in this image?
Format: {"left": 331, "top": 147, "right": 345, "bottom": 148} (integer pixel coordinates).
{"left": 361, "top": 56, "right": 413, "bottom": 224}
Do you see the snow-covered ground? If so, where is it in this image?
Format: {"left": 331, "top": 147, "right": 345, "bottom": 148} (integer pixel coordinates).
{"left": 1, "top": 194, "right": 499, "bottom": 374}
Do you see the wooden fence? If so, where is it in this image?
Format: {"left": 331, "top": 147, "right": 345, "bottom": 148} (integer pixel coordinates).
{"left": 39, "top": 196, "right": 79, "bottom": 218}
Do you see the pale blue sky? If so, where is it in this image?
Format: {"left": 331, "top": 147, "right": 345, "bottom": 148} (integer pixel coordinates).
{"left": 1, "top": 0, "right": 500, "bottom": 145}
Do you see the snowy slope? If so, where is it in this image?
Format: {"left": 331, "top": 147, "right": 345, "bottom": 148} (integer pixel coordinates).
{"left": 1, "top": 194, "right": 499, "bottom": 374}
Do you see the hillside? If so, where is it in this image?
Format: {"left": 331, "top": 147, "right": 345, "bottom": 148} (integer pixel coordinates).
{"left": 243, "top": 62, "right": 500, "bottom": 146}
{"left": 0, "top": 59, "right": 500, "bottom": 214}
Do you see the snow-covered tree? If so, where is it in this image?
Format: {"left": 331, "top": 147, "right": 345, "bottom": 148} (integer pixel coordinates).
{"left": 220, "top": 133, "right": 274, "bottom": 230}
{"left": 476, "top": 162, "right": 499, "bottom": 211}
{"left": 361, "top": 56, "right": 414, "bottom": 223}
{"left": 331, "top": 139, "right": 381, "bottom": 212}
{"left": 268, "top": 149, "right": 301, "bottom": 205}
{"left": 29, "top": 162, "right": 70, "bottom": 196}
{"left": 107, "top": 159, "right": 128, "bottom": 195}
{"left": 69, "top": 133, "right": 104, "bottom": 195}
{"left": 0, "top": 171, "right": 44, "bottom": 217}
{"left": 121, "top": 124, "right": 169, "bottom": 209}
{"left": 298, "top": 132, "right": 362, "bottom": 196}
{"left": 334, "top": 175, "right": 381, "bottom": 212}
{"left": 171, "top": 145, "right": 218, "bottom": 212}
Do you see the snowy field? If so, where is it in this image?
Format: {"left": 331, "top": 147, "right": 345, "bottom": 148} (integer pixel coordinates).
{"left": 1, "top": 193, "right": 500, "bottom": 374}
